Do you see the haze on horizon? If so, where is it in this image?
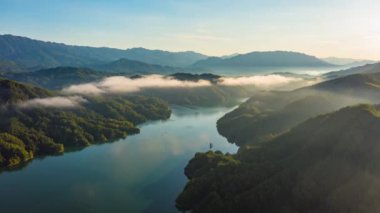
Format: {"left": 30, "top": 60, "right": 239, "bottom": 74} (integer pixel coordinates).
{"left": 0, "top": 0, "right": 379, "bottom": 60}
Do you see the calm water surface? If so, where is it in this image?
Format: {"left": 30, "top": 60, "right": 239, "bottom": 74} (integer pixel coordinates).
{"left": 0, "top": 106, "right": 238, "bottom": 213}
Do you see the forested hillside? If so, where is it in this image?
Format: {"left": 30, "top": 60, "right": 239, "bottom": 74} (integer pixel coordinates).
{"left": 177, "top": 104, "right": 380, "bottom": 213}
{"left": 0, "top": 79, "right": 171, "bottom": 168}
{"left": 217, "top": 71, "right": 380, "bottom": 146}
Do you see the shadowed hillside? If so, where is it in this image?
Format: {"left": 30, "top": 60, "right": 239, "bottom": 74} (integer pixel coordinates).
{"left": 177, "top": 104, "right": 380, "bottom": 213}
{"left": 217, "top": 71, "right": 380, "bottom": 146}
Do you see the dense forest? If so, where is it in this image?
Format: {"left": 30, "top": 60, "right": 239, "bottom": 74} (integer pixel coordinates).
{"left": 1, "top": 67, "right": 108, "bottom": 90}
{"left": 0, "top": 79, "right": 171, "bottom": 168}
{"left": 177, "top": 104, "right": 380, "bottom": 213}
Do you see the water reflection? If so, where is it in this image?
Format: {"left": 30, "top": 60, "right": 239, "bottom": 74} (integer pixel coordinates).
{"left": 0, "top": 106, "right": 237, "bottom": 213}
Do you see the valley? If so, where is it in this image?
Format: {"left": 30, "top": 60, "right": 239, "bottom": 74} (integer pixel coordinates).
{"left": 0, "top": 32, "right": 379, "bottom": 213}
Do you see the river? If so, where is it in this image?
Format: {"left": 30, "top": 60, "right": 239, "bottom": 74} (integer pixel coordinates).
{"left": 0, "top": 105, "right": 238, "bottom": 213}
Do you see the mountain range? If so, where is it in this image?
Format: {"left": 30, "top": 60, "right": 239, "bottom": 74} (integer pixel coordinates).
{"left": 0, "top": 34, "right": 353, "bottom": 75}
{"left": 324, "top": 62, "right": 380, "bottom": 79}
{"left": 322, "top": 57, "right": 376, "bottom": 67}
{"left": 92, "top": 58, "right": 192, "bottom": 74}
{"left": 192, "top": 51, "right": 333, "bottom": 68}
{"left": 0, "top": 34, "right": 208, "bottom": 70}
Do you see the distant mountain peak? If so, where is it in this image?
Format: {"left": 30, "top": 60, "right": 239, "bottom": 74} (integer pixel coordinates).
{"left": 322, "top": 57, "right": 377, "bottom": 66}
{"left": 192, "top": 50, "right": 333, "bottom": 68}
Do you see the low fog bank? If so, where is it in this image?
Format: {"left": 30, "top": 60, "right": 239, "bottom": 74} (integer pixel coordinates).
{"left": 11, "top": 74, "right": 323, "bottom": 108}
{"left": 17, "top": 96, "right": 87, "bottom": 108}
{"left": 63, "top": 75, "right": 211, "bottom": 95}
{"left": 62, "top": 74, "right": 319, "bottom": 95}
{"left": 219, "top": 75, "right": 320, "bottom": 90}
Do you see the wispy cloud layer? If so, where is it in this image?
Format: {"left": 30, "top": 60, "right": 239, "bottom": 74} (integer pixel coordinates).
{"left": 18, "top": 96, "right": 87, "bottom": 108}
{"left": 63, "top": 75, "right": 212, "bottom": 95}
{"left": 14, "top": 74, "right": 314, "bottom": 108}
{"left": 62, "top": 74, "right": 313, "bottom": 95}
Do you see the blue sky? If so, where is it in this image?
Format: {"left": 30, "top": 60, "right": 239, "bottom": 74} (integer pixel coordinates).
{"left": 0, "top": 0, "right": 379, "bottom": 59}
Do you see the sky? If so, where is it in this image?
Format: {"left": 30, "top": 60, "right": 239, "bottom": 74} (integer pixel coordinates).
{"left": 0, "top": 0, "right": 379, "bottom": 60}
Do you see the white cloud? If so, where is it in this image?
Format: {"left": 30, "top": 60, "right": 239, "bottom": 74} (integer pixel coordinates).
{"left": 18, "top": 96, "right": 87, "bottom": 108}
{"left": 62, "top": 74, "right": 315, "bottom": 95}
{"left": 63, "top": 75, "right": 212, "bottom": 95}
{"left": 63, "top": 83, "right": 105, "bottom": 95}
